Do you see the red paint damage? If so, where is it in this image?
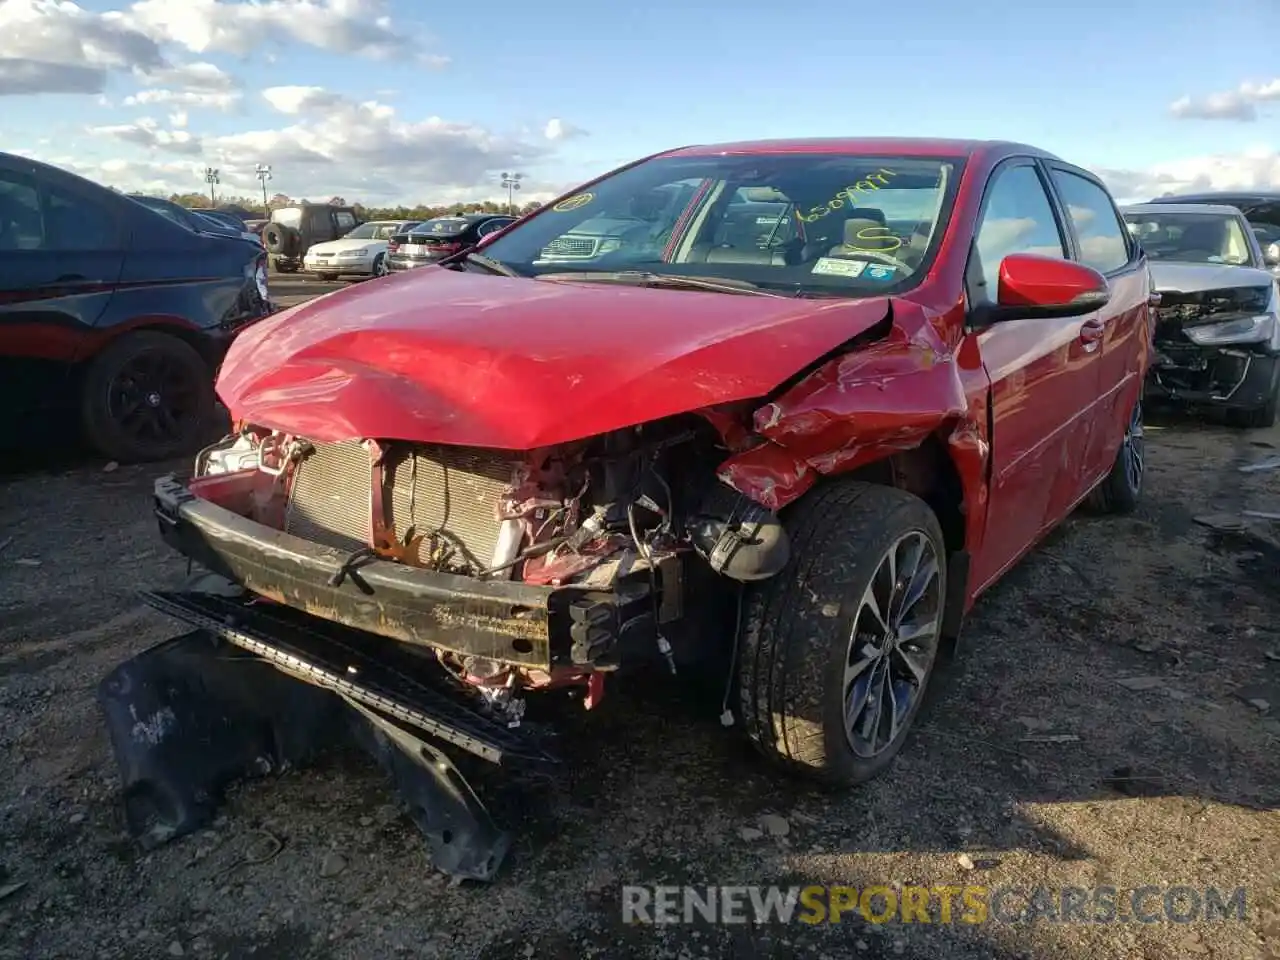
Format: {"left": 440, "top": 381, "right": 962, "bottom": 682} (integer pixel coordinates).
{"left": 214, "top": 267, "right": 897, "bottom": 450}
{"left": 152, "top": 135, "right": 1157, "bottom": 750}
{"left": 714, "top": 300, "right": 980, "bottom": 512}
{"left": 213, "top": 267, "right": 987, "bottom": 536}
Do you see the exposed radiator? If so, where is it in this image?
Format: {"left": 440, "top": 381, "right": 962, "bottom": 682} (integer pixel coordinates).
{"left": 385, "top": 447, "right": 513, "bottom": 571}
{"left": 283, "top": 440, "right": 514, "bottom": 571}
{"left": 284, "top": 440, "right": 371, "bottom": 552}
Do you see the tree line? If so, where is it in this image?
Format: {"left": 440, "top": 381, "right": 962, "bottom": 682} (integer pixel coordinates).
{"left": 160, "top": 192, "right": 544, "bottom": 220}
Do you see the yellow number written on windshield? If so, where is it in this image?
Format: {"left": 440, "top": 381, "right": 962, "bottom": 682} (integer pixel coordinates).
{"left": 797, "top": 169, "right": 897, "bottom": 224}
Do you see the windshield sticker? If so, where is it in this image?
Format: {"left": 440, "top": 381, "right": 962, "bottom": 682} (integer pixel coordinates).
{"left": 552, "top": 193, "right": 594, "bottom": 213}
{"left": 862, "top": 264, "right": 897, "bottom": 282}
{"left": 811, "top": 257, "right": 868, "bottom": 278}
{"left": 797, "top": 169, "right": 898, "bottom": 224}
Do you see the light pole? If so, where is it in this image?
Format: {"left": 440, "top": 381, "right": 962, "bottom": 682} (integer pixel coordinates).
{"left": 255, "top": 164, "right": 272, "bottom": 215}
{"left": 500, "top": 171, "right": 523, "bottom": 214}
{"left": 204, "top": 166, "right": 220, "bottom": 207}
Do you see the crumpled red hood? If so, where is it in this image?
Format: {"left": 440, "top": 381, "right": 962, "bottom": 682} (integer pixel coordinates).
{"left": 218, "top": 267, "right": 892, "bottom": 449}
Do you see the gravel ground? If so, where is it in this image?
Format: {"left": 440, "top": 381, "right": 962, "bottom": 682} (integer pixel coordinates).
{"left": 2, "top": 386, "right": 1279, "bottom": 958}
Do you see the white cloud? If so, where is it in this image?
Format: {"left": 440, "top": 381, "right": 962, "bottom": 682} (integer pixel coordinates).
{"left": 261, "top": 85, "right": 349, "bottom": 114}
{"left": 112, "top": 0, "right": 432, "bottom": 61}
{"left": 0, "top": 0, "right": 167, "bottom": 95}
{"left": 169, "top": 110, "right": 188, "bottom": 128}
{"left": 544, "top": 118, "right": 587, "bottom": 141}
{"left": 83, "top": 88, "right": 575, "bottom": 205}
{"left": 90, "top": 116, "right": 203, "bottom": 155}
{"left": 1, "top": 1, "right": 441, "bottom": 97}
{"left": 124, "top": 87, "right": 241, "bottom": 110}
{"left": 54, "top": 153, "right": 571, "bottom": 208}
{"left": 140, "top": 60, "right": 237, "bottom": 91}
{"left": 1169, "top": 79, "right": 1280, "bottom": 122}
{"left": 1097, "top": 148, "right": 1280, "bottom": 202}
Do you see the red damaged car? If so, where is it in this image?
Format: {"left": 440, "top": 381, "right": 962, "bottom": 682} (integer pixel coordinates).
{"left": 104, "top": 138, "right": 1153, "bottom": 881}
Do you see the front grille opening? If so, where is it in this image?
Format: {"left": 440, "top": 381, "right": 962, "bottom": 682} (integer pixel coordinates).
{"left": 282, "top": 441, "right": 515, "bottom": 574}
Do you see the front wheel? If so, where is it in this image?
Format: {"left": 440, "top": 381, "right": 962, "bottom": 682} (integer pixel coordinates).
{"left": 371, "top": 253, "right": 388, "bottom": 278}
{"left": 739, "top": 482, "right": 947, "bottom": 786}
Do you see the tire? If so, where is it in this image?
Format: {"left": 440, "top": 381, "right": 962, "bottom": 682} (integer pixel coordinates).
{"left": 739, "top": 481, "right": 947, "bottom": 786}
{"left": 262, "top": 223, "right": 287, "bottom": 254}
{"left": 79, "top": 331, "right": 215, "bottom": 464}
{"left": 371, "top": 253, "right": 388, "bottom": 278}
{"left": 262, "top": 223, "right": 301, "bottom": 257}
{"left": 317, "top": 272, "right": 339, "bottom": 282}
{"left": 1087, "top": 397, "right": 1144, "bottom": 514}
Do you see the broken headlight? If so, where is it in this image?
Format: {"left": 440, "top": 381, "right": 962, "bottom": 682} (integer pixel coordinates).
{"left": 1184, "top": 284, "right": 1280, "bottom": 348}
{"left": 1185, "top": 314, "right": 1276, "bottom": 346}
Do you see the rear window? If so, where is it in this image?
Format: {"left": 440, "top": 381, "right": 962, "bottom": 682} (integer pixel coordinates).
{"left": 420, "top": 217, "right": 470, "bottom": 235}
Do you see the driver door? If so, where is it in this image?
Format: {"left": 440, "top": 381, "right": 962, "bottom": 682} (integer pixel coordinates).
{"left": 965, "top": 159, "right": 1107, "bottom": 593}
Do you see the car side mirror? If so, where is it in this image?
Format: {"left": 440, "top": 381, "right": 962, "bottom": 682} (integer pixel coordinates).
{"left": 976, "top": 253, "right": 1111, "bottom": 324}
{"left": 1265, "top": 242, "right": 1280, "bottom": 267}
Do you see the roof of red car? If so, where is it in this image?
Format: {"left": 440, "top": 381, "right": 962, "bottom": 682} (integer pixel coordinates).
{"left": 665, "top": 138, "right": 1057, "bottom": 162}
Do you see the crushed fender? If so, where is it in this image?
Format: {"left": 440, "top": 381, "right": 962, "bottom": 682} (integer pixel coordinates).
{"left": 715, "top": 300, "right": 984, "bottom": 515}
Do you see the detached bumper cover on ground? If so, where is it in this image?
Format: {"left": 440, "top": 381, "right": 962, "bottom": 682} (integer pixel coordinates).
{"left": 97, "top": 586, "right": 559, "bottom": 882}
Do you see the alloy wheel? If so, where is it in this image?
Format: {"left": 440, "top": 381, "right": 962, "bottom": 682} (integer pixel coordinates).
{"left": 1123, "top": 402, "right": 1145, "bottom": 494}
{"left": 843, "top": 531, "right": 943, "bottom": 758}
{"left": 105, "top": 350, "right": 200, "bottom": 448}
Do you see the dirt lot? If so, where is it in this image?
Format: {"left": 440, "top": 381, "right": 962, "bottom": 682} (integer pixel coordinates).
{"left": 3, "top": 372, "right": 1280, "bottom": 957}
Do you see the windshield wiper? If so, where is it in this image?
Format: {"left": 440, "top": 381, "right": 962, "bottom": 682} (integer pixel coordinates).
{"left": 537, "top": 270, "right": 787, "bottom": 297}
{"left": 451, "top": 251, "right": 524, "bottom": 278}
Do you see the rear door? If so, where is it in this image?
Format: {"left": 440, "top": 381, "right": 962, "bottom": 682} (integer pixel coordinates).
{"left": 965, "top": 158, "right": 1107, "bottom": 593}
{"left": 1044, "top": 164, "right": 1151, "bottom": 477}
{"left": 0, "top": 160, "right": 126, "bottom": 423}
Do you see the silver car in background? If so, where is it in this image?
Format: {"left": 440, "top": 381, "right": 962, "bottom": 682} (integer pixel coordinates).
{"left": 1123, "top": 202, "right": 1280, "bottom": 427}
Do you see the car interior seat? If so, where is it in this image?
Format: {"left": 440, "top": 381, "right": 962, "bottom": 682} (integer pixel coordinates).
{"left": 800, "top": 207, "right": 886, "bottom": 262}
{"left": 827, "top": 211, "right": 893, "bottom": 259}
{"left": 1176, "top": 220, "right": 1228, "bottom": 260}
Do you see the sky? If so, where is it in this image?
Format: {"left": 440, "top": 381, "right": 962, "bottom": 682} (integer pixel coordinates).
{"left": 3, "top": 0, "right": 1280, "bottom": 208}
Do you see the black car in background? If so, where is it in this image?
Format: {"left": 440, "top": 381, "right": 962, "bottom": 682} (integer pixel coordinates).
{"left": 127, "top": 194, "right": 243, "bottom": 241}
{"left": 386, "top": 214, "right": 515, "bottom": 272}
{"left": 0, "top": 153, "right": 271, "bottom": 463}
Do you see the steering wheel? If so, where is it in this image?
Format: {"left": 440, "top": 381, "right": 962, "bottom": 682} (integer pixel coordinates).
{"left": 846, "top": 248, "right": 913, "bottom": 271}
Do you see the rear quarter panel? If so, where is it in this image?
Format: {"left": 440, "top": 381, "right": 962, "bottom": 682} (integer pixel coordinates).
{"left": 102, "top": 211, "right": 268, "bottom": 355}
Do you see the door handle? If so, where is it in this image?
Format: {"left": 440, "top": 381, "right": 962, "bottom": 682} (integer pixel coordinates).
{"left": 1080, "top": 318, "right": 1105, "bottom": 342}
{"left": 1080, "top": 318, "right": 1105, "bottom": 352}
